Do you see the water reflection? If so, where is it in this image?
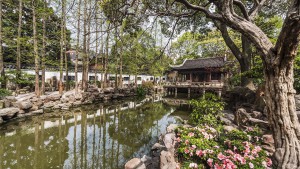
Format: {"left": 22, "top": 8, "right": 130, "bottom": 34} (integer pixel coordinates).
{"left": 0, "top": 98, "right": 183, "bottom": 169}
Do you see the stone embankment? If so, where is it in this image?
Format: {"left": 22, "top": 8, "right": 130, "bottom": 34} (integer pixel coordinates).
{"left": 0, "top": 86, "right": 137, "bottom": 124}
{"left": 125, "top": 124, "right": 181, "bottom": 169}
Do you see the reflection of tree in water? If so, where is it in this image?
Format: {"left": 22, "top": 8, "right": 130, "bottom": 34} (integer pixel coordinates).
{"left": 0, "top": 100, "right": 176, "bottom": 169}
{"left": 0, "top": 118, "right": 70, "bottom": 169}
{"left": 108, "top": 102, "right": 171, "bottom": 158}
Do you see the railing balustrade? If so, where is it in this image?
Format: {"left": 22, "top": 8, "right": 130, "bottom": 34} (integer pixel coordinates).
{"left": 164, "top": 81, "right": 224, "bottom": 87}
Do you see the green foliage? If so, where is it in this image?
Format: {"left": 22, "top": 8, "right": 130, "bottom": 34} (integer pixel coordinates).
{"left": 5, "top": 70, "right": 35, "bottom": 89}
{"left": 136, "top": 81, "right": 154, "bottom": 97}
{"left": 189, "top": 93, "right": 225, "bottom": 126}
{"left": 2, "top": 0, "right": 71, "bottom": 66}
{"left": 142, "top": 81, "right": 154, "bottom": 91}
{"left": 136, "top": 85, "right": 146, "bottom": 97}
{"left": 0, "top": 89, "right": 12, "bottom": 99}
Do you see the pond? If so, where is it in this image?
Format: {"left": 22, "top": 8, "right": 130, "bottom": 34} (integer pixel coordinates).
{"left": 0, "top": 97, "right": 189, "bottom": 169}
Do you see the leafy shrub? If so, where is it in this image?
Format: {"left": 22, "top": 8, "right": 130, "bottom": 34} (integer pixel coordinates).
{"left": 142, "top": 81, "right": 154, "bottom": 94}
{"left": 136, "top": 85, "right": 146, "bottom": 97}
{"left": 189, "top": 93, "right": 225, "bottom": 126}
{"left": 0, "top": 88, "right": 12, "bottom": 99}
{"left": 176, "top": 126, "right": 272, "bottom": 169}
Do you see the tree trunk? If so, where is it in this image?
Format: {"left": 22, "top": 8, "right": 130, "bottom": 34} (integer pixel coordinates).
{"left": 216, "top": 22, "right": 254, "bottom": 88}
{"left": 16, "top": 0, "right": 23, "bottom": 91}
{"left": 64, "top": 22, "right": 68, "bottom": 91}
{"left": 59, "top": 0, "right": 66, "bottom": 94}
{"left": 240, "top": 35, "right": 254, "bottom": 89}
{"left": 104, "top": 23, "right": 111, "bottom": 89}
{"left": 75, "top": 0, "right": 82, "bottom": 94}
{"left": 264, "top": 61, "right": 300, "bottom": 168}
{"left": 41, "top": 0, "right": 47, "bottom": 95}
{"left": 82, "top": 0, "right": 88, "bottom": 91}
{"left": 95, "top": 23, "right": 98, "bottom": 86}
{"left": 32, "top": 0, "right": 40, "bottom": 97}
{"left": 85, "top": 0, "right": 91, "bottom": 90}
{"left": 0, "top": 0, "right": 5, "bottom": 89}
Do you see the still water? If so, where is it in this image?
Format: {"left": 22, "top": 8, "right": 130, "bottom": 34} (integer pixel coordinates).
{"left": 0, "top": 98, "right": 186, "bottom": 169}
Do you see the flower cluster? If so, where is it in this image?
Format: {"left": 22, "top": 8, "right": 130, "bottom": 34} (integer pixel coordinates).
{"left": 176, "top": 126, "right": 272, "bottom": 169}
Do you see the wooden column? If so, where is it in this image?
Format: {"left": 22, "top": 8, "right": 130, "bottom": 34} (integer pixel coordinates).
{"left": 188, "top": 88, "right": 190, "bottom": 99}
{"left": 175, "top": 88, "right": 177, "bottom": 98}
{"left": 218, "top": 90, "right": 222, "bottom": 98}
{"left": 189, "top": 73, "right": 192, "bottom": 82}
{"left": 208, "top": 70, "right": 211, "bottom": 82}
{"left": 202, "top": 88, "right": 206, "bottom": 98}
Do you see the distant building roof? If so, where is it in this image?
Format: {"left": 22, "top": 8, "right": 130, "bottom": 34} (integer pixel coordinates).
{"left": 171, "top": 57, "right": 225, "bottom": 70}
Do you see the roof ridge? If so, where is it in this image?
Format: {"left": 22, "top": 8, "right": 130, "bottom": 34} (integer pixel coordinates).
{"left": 185, "top": 56, "right": 224, "bottom": 61}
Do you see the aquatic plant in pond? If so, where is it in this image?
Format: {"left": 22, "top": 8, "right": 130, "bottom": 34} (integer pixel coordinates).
{"left": 175, "top": 126, "right": 272, "bottom": 169}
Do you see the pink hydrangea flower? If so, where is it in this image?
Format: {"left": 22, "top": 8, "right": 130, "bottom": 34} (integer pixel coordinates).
{"left": 249, "top": 162, "right": 254, "bottom": 168}
{"left": 185, "top": 139, "right": 189, "bottom": 145}
{"left": 188, "top": 132, "right": 195, "bottom": 137}
{"left": 189, "top": 163, "right": 198, "bottom": 168}
{"left": 266, "top": 158, "right": 272, "bottom": 166}
{"left": 262, "top": 161, "right": 267, "bottom": 167}
{"left": 196, "top": 150, "right": 203, "bottom": 157}
{"left": 217, "top": 153, "right": 226, "bottom": 160}
{"left": 207, "top": 158, "right": 213, "bottom": 167}
{"left": 214, "top": 163, "right": 222, "bottom": 169}
{"left": 176, "top": 137, "right": 181, "bottom": 142}
{"left": 214, "top": 145, "right": 220, "bottom": 149}
{"left": 191, "top": 145, "right": 197, "bottom": 149}
{"left": 184, "top": 148, "right": 189, "bottom": 154}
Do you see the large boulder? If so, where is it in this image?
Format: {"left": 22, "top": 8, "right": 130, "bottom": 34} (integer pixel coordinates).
{"left": 224, "top": 87, "right": 256, "bottom": 110}
{"left": 234, "top": 108, "right": 251, "bottom": 126}
{"left": 167, "top": 124, "right": 179, "bottom": 133}
{"left": 125, "top": 158, "right": 143, "bottom": 169}
{"left": 5, "top": 96, "right": 17, "bottom": 102}
{"left": 0, "top": 107, "right": 19, "bottom": 119}
{"left": 44, "top": 93, "right": 61, "bottom": 102}
{"left": 16, "top": 101, "right": 33, "bottom": 110}
{"left": 43, "top": 101, "right": 55, "bottom": 108}
{"left": 160, "top": 150, "right": 177, "bottom": 169}
{"left": 163, "top": 133, "right": 175, "bottom": 153}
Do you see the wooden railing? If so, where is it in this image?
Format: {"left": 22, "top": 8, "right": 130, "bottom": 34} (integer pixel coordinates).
{"left": 164, "top": 81, "right": 224, "bottom": 87}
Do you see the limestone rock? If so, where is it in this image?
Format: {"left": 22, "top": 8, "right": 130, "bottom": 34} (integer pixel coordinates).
{"left": 234, "top": 108, "right": 251, "bottom": 126}
{"left": 151, "top": 143, "right": 166, "bottom": 151}
{"left": 261, "top": 145, "right": 275, "bottom": 155}
{"left": 5, "top": 96, "right": 17, "bottom": 102}
{"left": 19, "top": 109, "right": 26, "bottom": 114}
{"left": 160, "top": 150, "right": 177, "bottom": 169}
{"left": 262, "top": 134, "right": 274, "bottom": 145}
{"left": 0, "top": 117, "right": 3, "bottom": 123}
{"left": 163, "top": 133, "right": 175, "bottom": 153}
{"left": 4, "top": 99, "right": 11, "bottom": 108}
{"left": 0, "top": 100, "right": 4, "bottom": 109}
{"left": 16, "top": 101, "right": 33, "bottom": 110}
{"left": 125, "top": 158, "right": 142, "bottom": 169}
{"left": 167, "top": 124, "right": 178, "bottom": 133}
{"left": 43, "top": 101, "right": 55, "bottom": 108}
{"left": 251, "top": 111, "right": 263, "bottom": 119}
{"left": 32, "top": 109, "right": 44, "bottom": 114}
{"left": 223, "top": 125, "right": 237, "bottom": 132}
{"left": 45, "top": 93, "right": 61, "bottom": 102}
{"left": 0, "top": 107, "right": 19, "bottom": 119}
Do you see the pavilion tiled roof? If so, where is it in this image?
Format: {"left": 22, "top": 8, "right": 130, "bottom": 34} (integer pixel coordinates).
{"left": 171, "top": 57, "right": 225, "bottom": 70}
